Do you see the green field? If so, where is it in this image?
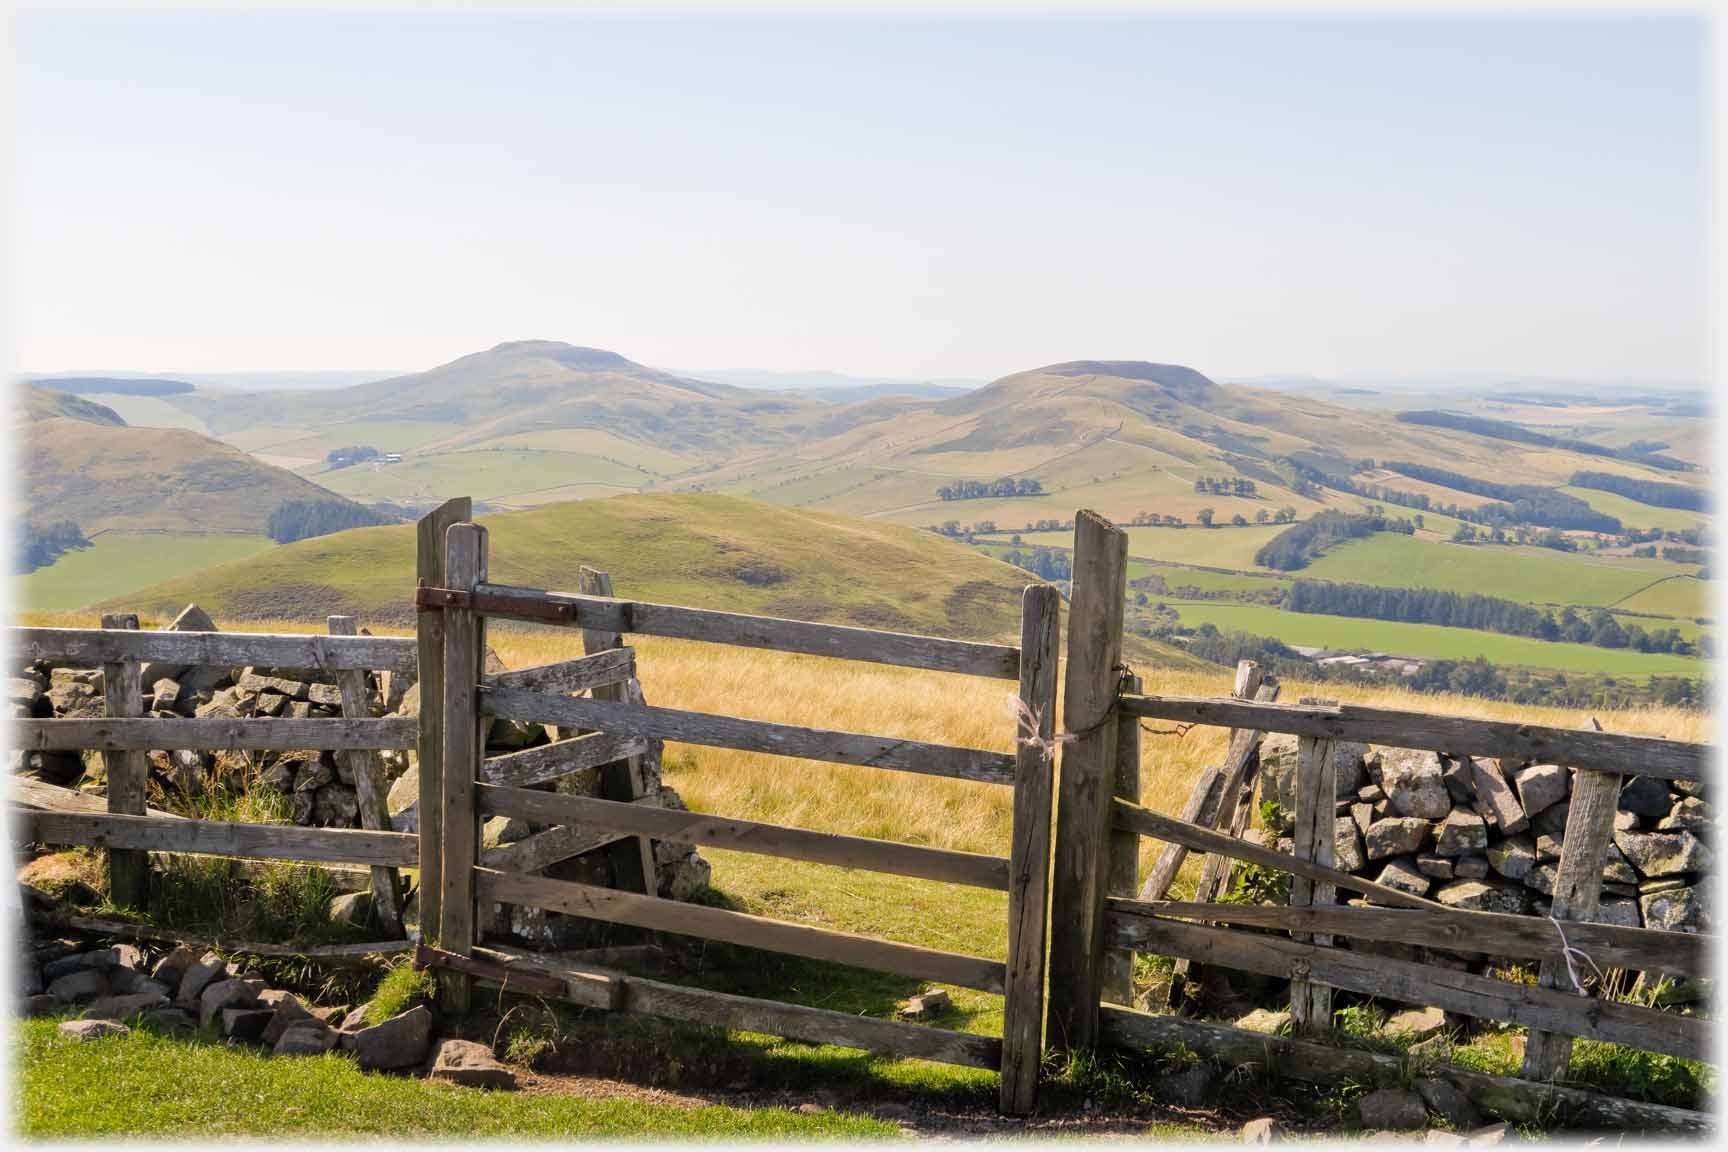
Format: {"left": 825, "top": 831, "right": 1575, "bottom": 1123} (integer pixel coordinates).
{"left": 998, "top": 523, "right": 1288, "bottom": 569}
{"left": 312, "top": 448, "right": 657, "bottom": 505}
{"left": 17, "top": 531, "right": 275, "bottom": 613}
{"left": 1612, "top": 575, "right": 1715, "bottom": 621}
{"left": 1559, "top": 486, "right": 1709, "bottom": 534}
{"left": 1301, "top": 534, "right": 1692, "bottom": 609}
{"left": 1138, "top": 563, "right": 1291, "bottom": 595}
{"left": 1165, "top": 600, "right": 1704, "bottom": 678}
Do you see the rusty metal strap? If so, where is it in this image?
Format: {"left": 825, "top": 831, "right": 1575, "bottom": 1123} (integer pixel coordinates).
{"left": 415, "top": 584, "right": 577, "bottom": 624}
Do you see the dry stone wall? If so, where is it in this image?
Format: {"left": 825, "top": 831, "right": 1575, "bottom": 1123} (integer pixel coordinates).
{"left": 1257, "top": 734, "right": 1712, "bottom": 935}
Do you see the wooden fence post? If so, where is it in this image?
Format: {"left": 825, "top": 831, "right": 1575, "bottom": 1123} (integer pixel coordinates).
{"left": 576, "top": 566, "right": 660, "bottom": 898}
{"left": 1288, "top": 731, "right": 1338, "bottom": 1035}
{"left": 1046, "top": 510, "right": 1128, "bottom": 1055}
{"left": 999, "top": 582, "right": 1060, "bottom": 1115}
{"left": 100, "top": 612, "right": 147, "bottom": 909}
{"left": 1522, "top": 758, "right": 1622, "bottom": 1080}
{"left": 437, "top": 521, "right": 486, "bottom": 1015}
{"left": 415, "top": 496, "right": 470, "bottom": 940}
{"left": 1101, "top": 672, "right": 1142, "bottom": 1006}
{"left": 329, "top": 615, "right": 404, "bottom": 937}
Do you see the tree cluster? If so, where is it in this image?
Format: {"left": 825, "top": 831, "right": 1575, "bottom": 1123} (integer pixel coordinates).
{"left": 1569, "top": 471, "right": 1707, "bottom": 512}
{"left": 999, "top": 547, "right": 1071, "bottom": 582}
{"left": 1252, "top": 510, "right": 1413, "bottom": 571}
{"left": 936, "top": 478, "right": 1042, "bottom": 501}
{"left": 325, "top": 446, "right": 381, "bottom": 469}
{"left": 266, "top": 499, "right": 392, "bottom": 544}
{"left": 1193, "top": 476, "right": 1257, "bottom": 497}
{"left": 17, "top": 520, "right": 89, "bottom": 573}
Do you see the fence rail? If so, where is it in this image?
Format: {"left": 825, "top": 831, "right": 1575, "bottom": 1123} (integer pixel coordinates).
{"left": 15, "top": 626, "right": 417, "bottom": 673}
{"left": 20, "top": 810, "right": 419, "bottom": 868}
{"left": 16, "top": 716, "right": 416, "bottom": 751}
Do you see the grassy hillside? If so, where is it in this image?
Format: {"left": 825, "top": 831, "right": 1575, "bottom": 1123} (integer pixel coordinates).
{"left": 16, "top": 531, "right": 273, "bottom": 612}
{"left": 20, "top": 384, "right": 125, "bottom": 426}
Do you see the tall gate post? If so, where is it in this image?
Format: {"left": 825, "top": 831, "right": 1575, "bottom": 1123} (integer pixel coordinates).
{"left": 999, "top": 582, "right": 1061, "bottom": 1115}
{"left": 414, "top": 496, "right": 471, "bottom": 941}
{"left": 437, "top": 521, "right": 487, "bottom": 1015}
{"left": 1046, "top": 510, "right": 1128, "bottom": 1054}
{"left": 100, "top": 612, "right": 147, "bottom": 909}
{"left": 1101, "top": 672, "right": 1142, "bottom": 1006}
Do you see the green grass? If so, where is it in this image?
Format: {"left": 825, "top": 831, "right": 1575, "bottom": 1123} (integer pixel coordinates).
{"left": 97, "top": 493, "right": 1038, "bottom": 639}
{"left": 1301, "top": 534, "right": 1691, "bottom": 608}
{"left": 1000, "top": 524, "right": 1289, "bottom": 569}
{"left": 1164, "top": 600, "right": 1705, "bottom": 678}
{"left": 313, "top": 448, "right": 657, "bottom": 505}
{"left": 1612, "top": 575, "right": 1714, "bottom": 620}
{"left": 16, "top": 530, "right": 275, "bottom": 612}
{"left": 17, "top": 1018, "right": 893, "bottom": 1139}
{"left": 1559, "top": 486, "right": 1710, "bottom": 534}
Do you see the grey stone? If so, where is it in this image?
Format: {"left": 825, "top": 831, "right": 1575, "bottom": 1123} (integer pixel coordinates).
{"left": 58, "top": 1018, "right": 129, "bottom": 1042}
{"left": 1356, "top": 1088, "right": 1427, "bottom": 1131}
{"left": 78, "top": 991, "right": 167, "bottom": 1021}
{"left": 151, "top": 944, "right": 202, "bottom": 988}
{"left": 142, "top": 1007, "right": 195, "bottom": 1031}
{"left": 1415, "top": 1077, "right": 1481, "bottom": 1130}
{"left": 1487, "top": 834, "right": 1536, "bottom": 881}
{"left": 199, "top": 977, "right": 265, "bottom": 1027}
{"left": 1602, "top": 844, "right": 1638, "bottom": 886}
{"left": 1380, "top": 749, "right": 1452, "bottom": 819}
{"left": 1435, "top": 880, "right": 1530, "bottom": 915}
{"left": 1334, "top": 817, "right": 1366, "bottom": 873}
{"left": 1659, "top": 796, "right": 1712, "bottom": 832}
{"left": 1415, "top": 853, "right": 1454, "bottom": 879}
{"left": 1436, "top": 810, "right": 1488, "bottom": 857}
{"left": 176, "top": 952, "right": 230, "bottom": 1007}
{"left": 1441, "top": 757, "right": 1476, "bottom": 805}
{"left": 312, "top": 784, "right": 359, "bottom": 827}
{"left": 275, "top": 1022, "right": 339, "bottom": 1055}
{"left": 1615, "top": 830, "right": 1710, "bottom": 878}
{"left": 349, "top": 1004, "right": 433, "bottom": 1070}
{"left": 1452, "top": 855, "right": 1489, "bottom": 880}
{"left": 1535, "top": 834, "right": 1563, "bottom": 862}
{"left": 1470, "top": 759, "right": 1528, "bottom": 836}
{"left": 1524, "top": 864, "right": 1557, "bottom": 897}
{"left": 1330, "top": 741, "right": 1370, "bottom": 798}
{"left": 1359, "top": 784, "right": 1386, "bottom": 804}
{"left": 1155, "top": 1064, "right": 1217, "bottom": 1108}
{"left": 898, "top": 989, "right": 951, "bottom": 1020}
{"left": 429, "top": 1038, "right": 518, "bottom": 1089}
{"left": 43, "top": 951, "right": 99, "bottom": 981}
{"left": 1351, "top": 802, "right": 1376, "bottom": 838}
{"left": 1236, "top": 1008, "right": 1291, "bottom": 1035}
{"left": 1365, "top": 817, "right": 1431, "bottom": 861}
{"left": 23, "top": 993, "right": 61, "bottom": 1017}
{"left": 1377, "top": 857, "right": 1432, "bottom": 898}
{"left": 1384, "top": 1006, "right": 1446, "bottom": 1041}
{"left": 1597, "top": 897, "right": 1642, "bottom": 929}
{"left": 1513, "top": 764, "right": 1569, "bottom": 819}
{"left": 1614, "top": 809, "right": 1640, "bottom": 832}
{"left": 329, "top": 891, "right": 373, "bottom": 928}
{"left": 292, "top": 756, "right": 334, "bottom": 792}
{"left": 1617, "top": 776, "right": 1672, "bottom": 822}
{"left": 1464, "top": 1122, "right": 1514, "bottom": 1146}
{"left": 48, "top": 969, "right": 109, "bottom": 1004}
{"left": 1259, "top": 734, "right": 1301, "bottom": 831}
{"left": 1641, "top": 887, "right": 1703, "bottom": 933}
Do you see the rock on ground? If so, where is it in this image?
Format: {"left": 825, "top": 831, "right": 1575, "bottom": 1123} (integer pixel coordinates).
{"left": 428, "top": 1038, "right": 518, "bottom": 1089}
{"left": 1356, "top": 1087, "right": 1428, "bottom": 1131}
{"left": 58, "top": 1018, "right": 129, "bottom": 1042}
{"left": 349, "top": 1004, "right": 433, "bottom": 1070}
{"left": 1379, "top": 749, "right": 1452, "bottom": 819}
{"left": 1512, "top": 764, "right": 1569, "bottom": 819}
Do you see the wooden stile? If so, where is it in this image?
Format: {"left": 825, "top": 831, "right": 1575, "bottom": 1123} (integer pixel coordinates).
{"left": 999, "top": 583, "right": 1060, "bottom": 1115}
{"left": 99, "top": 613, "right": 148, "bottom": 908}
{"left": 437, "top": 521, "right": 486, "bottom": 1013}
{"left": 415, "top": 496, "right": 470, "bottom": 947}
{"left": 1046, "top": 510, "right": 1128, "bottom": 1054}
{"left": 328, "top": 615, "right": 404, "bottom": 936}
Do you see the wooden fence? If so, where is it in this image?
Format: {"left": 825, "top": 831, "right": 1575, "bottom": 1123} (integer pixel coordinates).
{"left": 1045, "top": 510, "right": 1715, "bottom": 1129}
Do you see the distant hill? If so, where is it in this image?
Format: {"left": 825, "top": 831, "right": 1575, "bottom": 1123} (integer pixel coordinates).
{"left": 25, "top": 376, "right": 194, "bottom": 397}
{"left": 22, "top": 384, "right": 379, "bottom": 536}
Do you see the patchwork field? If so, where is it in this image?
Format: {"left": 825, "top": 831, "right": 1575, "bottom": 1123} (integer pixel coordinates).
{"left": 16, "top": 531, "right": 275, "bottom": 613}
{"left": 311, "top": 449, "right": 656, "bottom": 506}
{"left": 1000, "top": 524, "right": 1290, "bottom": 569}
{"left": 1559, "top": 485, "right": 1710, "bottom": 533}
{"left": 1164, "top": 600, "right": 1705, "bottom": 678}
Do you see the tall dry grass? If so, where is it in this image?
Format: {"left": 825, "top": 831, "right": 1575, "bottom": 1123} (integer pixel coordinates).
{"left": 16, "top": 610, "right": 1710, "bottom": 870}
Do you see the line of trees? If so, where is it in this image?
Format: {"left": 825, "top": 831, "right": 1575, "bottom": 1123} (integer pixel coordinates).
{"left": 1284, "top": 579, "right": 1697, "bottom": 654}
{"left": 1372, "top": 462, "right": 1620, "bottom": 532}
{"left": 1193, "top": 476, "right": 1257, "bottom": 497}
{"left": 326, "top": 446, "right": 381, "bottom": 469}
{"left": 936, "top": 478, "right": 1042, "bottom": 501}
{"left": 1570, "top": 471, "right": 1708, "bottom": 512}
{"left": 17, "top": 520, "right": 89, "bottom": 573}
{"left": 1253, "top": 510, "right": 1414, "bottom": 571}
{"left": 1394, "top": 411, "right": 1693, "bottom": 471}
{"left": 998, "top": 547, "right": 1072, "bottom": 582}
{"left": 266, "top": 499, "right": 393, "bottom": 544}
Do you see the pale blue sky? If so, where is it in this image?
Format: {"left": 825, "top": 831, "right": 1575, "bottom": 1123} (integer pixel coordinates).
{"left": 11, "top": 9, "right": 1709, "bottom": 383}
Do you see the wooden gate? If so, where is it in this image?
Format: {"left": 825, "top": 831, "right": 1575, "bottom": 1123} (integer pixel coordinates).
{"left": 412, "top": 504, "right": 1062, "bottom": 1114}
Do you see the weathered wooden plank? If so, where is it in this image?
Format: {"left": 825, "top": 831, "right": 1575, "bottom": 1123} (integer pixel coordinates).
{"left": 437, "top": 522, "right": 486, "bottom": 1014}
{"left": 1046, "top": 510, "right": 1129, "bottom": 1054}
{"left": 28, "top": 912, "right": 412, "bottom": 964}
{"left": 1108, "top": 899, "right": 1709, "bottom": 980}
{"left": 19, "top": 811, "right": 419, "bottom": 867}
{"left": 1111, "top": 797, "right": 1440, "bottom": 911}
{"left": 16, "top": 717, "right": 417, "bottom": 751}
{"left": 475, "top": 868, "right": 1007, "bottom": 994}
{"left": 471, "top": 581, "right": 1022, "bottom": 679}
{"left": 480, "top": 687, "right": 1017, "bottom": 785}
{"left": 1101, "top": 672, "right": 1142, "bottom": 1006}
{"left": 1118, "top": 695, "right": 1706, "bottom": 780}
{"left": 485, "top": 647, "right": 637, "bottom": 696}
{"left": 483, "top": 731, "right": 649, "bottom": 789}
{"left": 9, "top": 777, "right": 182, "bottom": 819}
{"left": 478, "top": 785, "right": 1010, "bottom": 890}
{"left": 416, "top": 497, "right": 471, "bottom": 952}
{"left": 625, "top": 974, "right": 1003, "bottom": 1069}
{"left": 1523, "top": 757, "right": 1624, "bottom": 1081}
{"left": 1140, "top": 662, "right": 1266, "bottom": 902}
{"left": 13, "top": 626, "right": 417, "bottom": 673}
{"left": 1001, "top": 583, "right": 1060, "bottom": 1115}
{"left": 328, "top": 615, "right": 404, "bottom": 938}
{"left": 1099, "top": 1007, "right": 1711, "bottom": 1134}
{"left": 576, "top": 567, "right": 659, "bottom": 902}
{"left": 1288, "top": 733, "right": 1337, "bottom": 1035}
{"left": 471, "top": 945, "right": 624, "bottom": 1010}
{"left": 1098, "top": 913, "right": 1705, "bottom": 1060}
{"left": 99, "top": 613, "right": 149, "bottom": 908}
{"left": 479, "top": 822, "right": 631, "bottom": 875}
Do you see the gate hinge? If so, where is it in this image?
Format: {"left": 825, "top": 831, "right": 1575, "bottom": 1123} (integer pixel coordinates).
{"left": 415, "top": 584, "right": 472, "bottom": 612}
